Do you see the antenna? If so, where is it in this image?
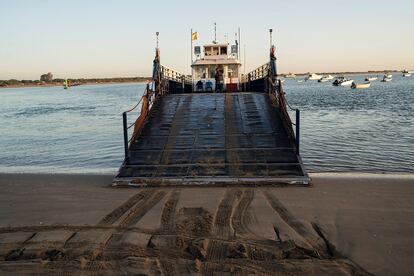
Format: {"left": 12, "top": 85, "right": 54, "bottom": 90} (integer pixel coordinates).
{"left": 156, "top": 31, "right": 159, "bottom": 48}
{"left": 213, "top": 22, "right": 218, "bottom": 44}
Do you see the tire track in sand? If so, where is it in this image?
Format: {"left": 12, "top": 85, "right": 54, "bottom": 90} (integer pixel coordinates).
{"left": 160, "top": 190, "right": 181, "bottom": 233}
{"left": 204, "top": 189, "right": 242, "bottom": 274}
{"left": 119, "top": 191, "right": 166, "bottom": 228}
{"left": 98, "top": 190, "right": 154, "bottom": 226}
{"left": 263, "top": 190, "right": 326, "bottom": 257}
{"left": 231, "top": 190, "right": 254, "bottom": 237}
{"left": 212, "top": 189, "right": 242, "bottom": 237}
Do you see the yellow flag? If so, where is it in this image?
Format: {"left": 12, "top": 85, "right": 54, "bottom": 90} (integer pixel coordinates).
{"left": 192, "top": 32, "right": 198, "bottom": 41}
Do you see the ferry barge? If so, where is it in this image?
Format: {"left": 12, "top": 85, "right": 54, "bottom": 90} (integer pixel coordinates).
{"left": 114, "top": 29, "right": 309, "bottom": 186}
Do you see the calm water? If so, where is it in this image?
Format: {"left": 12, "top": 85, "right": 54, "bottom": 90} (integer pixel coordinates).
{"left": 0, "top": 77, "right": 413, "bottom": 174}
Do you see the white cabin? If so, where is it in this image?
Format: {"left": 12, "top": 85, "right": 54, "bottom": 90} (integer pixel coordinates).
{"left": 191, "top": 42, "right": 241, "bottom": 92}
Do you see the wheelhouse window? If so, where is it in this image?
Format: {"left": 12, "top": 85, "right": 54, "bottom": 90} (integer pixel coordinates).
{"left": 220, "top": 46, "right": 227, "bottom": 55}
{"left": 204, "top": 46, "right": 212, "bottom": 56}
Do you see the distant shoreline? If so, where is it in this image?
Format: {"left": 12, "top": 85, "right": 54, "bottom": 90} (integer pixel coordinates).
{"left": 0, "top": 80, "right": 150, "bottom": 89}
{"left": 283, "top": 69, "right": 403, "bottom": 77}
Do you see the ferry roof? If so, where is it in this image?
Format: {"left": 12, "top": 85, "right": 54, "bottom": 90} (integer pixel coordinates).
{"left": 203, "top": 43, "right": 229, "bottom": 47}
{"left": 192, "top": 59, "right": 241, "bottom": 66}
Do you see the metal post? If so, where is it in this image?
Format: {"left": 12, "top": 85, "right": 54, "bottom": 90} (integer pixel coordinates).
{"left": 296, "top": 109, "right": 300, "bottom": 154}
{"left": 190, "top": 28, "right": 194, "bottom": 92}
{"left": 122, "top": 112, "right": 129, "bottom": 164}
{"left": 269, "top": 28, "right": 273, "bottom": 49}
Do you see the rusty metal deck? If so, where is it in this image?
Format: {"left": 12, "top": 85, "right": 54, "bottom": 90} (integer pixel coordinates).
{"left": 115, "top": 92, "right": 309, "bottom": 185}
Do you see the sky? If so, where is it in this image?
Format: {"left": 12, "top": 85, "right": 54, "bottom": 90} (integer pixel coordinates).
{"left": 0, "top": 0, "right": 413, "bottom": 79}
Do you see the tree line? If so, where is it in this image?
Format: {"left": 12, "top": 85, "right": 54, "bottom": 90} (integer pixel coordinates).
{"left": 0, "top": 77, "right": 151, "bottom": 87}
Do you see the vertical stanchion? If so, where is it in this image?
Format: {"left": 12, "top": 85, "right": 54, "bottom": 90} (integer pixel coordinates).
{"left": 296, "top": 109, "right": 300, "bottom": 155}
{"left": 123, "top": 112, "right": 129, "bottom": 164}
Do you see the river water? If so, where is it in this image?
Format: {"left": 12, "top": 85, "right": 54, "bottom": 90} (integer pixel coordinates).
{"left": 0, "top": 76, "right": 413, "bottom": 174}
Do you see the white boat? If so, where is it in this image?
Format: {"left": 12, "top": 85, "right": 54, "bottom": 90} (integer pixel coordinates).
{"left": 318, "top": 75, "right": 334, "bottom": 82}
{"left": 284, "top": 73, "right": 296, "bottom": 78}
{"left": 381, "top": 74, "right": 392, "bottom": 82}
{"left": 365, "top": 76, "right": 377, "bottom": 81}
{"left": 403, "top": 73, "right": 411, "bottom": 77}
{"left": 351, "top": 82, "right": 371, "bottom": 89}
{"left": 333, "top": 77, "right": 354, "bottom": 86}
{"left": 297, "top": 80, "right": 304, "bottom": 83}
{"left": 306, "top": 73, "right": 323, "bottom": 81}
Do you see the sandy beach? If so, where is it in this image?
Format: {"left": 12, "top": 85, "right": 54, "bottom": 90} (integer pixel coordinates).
{"left": 0, "top": 173, "right": 413, "bottom": 275}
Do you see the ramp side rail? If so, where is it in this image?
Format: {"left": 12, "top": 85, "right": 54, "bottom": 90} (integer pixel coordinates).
{"left": 121, "top": 47, "right": 190, "bottom": 164}
{"left": 241, "top": 51, "right": 301, "bottom": 154}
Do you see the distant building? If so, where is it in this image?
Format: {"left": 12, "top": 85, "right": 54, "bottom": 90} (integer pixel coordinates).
{"left": 40, "top": 72, "right": 53, "bottom": 82}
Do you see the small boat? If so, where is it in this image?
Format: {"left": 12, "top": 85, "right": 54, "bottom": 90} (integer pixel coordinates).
{"left": 365, "top": 76, "right": 377, "bottom": 81}
{"left": 284, "top": 73, "right": 296, "bottom": 78}
{"left": 333, "top": 77, "right": 354, "bottom": 86}
{"left": 306, "top": 73, "right": 323, "bottom": 81}
{"left": 403, "top": 73, "right": 411, "bottom": 77}
{"left": 297, "top": 80, "right": 304, "bottom": 83}
{"left": 318, "top": 75, "right": 334, "bottom": 82}
{"left": 381, "top": 74, "right": 392, "bottom": 82}
{"left": 351, "top": 82, "right": 371, "bottom": 89}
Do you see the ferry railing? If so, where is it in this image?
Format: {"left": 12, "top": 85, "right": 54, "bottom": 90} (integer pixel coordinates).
{"left": 160, "top": 64, "right": 192, "bottom": 85}
{"left": 273, "top": 79, "right": 300, "bottom": 154}
{"left": 122, "top": 83, "right": 153, "bottom": 164}
{"left": 248, "top": 63, "right": 270, "bottom": 81}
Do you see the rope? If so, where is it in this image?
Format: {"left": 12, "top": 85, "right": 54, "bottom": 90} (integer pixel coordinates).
{"left": 125, "top": 96, "right": 143, "bottom": 113}
{"left": 268, "top": 76, "right": 297, "bottom": 111}
{"left": 127, "top": 121, "right": 136, "bottom": 130}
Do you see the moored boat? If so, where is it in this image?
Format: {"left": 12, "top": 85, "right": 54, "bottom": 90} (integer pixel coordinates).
{"left": 351, "top": 82, "right": 371, "bottom": 89}
{"left": 284, "top": 73, "right": 296, "bottom": 78}
{"left": 365, "top": 76, "right": 377, "bottom": 81}
{"left": 333, "top": 77, "right": 354, "bottom": 86}
{"left": 318, "top": 75, "right": 334, "bottom": 82}
{"left": 381, "top": 74, "right": 392, "bottom": 82}
{"left": 403, "top": 73, "right": 411, "bottom": 77}
{"left": 306, "top": 73, "right": 322, "bottom": 81}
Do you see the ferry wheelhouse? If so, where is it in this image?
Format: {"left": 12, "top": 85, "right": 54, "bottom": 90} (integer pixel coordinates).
{"left": 191, "top": 40, "right": 241, "bottom": 92}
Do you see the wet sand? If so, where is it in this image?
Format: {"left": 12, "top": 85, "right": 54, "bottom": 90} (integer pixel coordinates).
{"left": 0, "top": 173, "right": 413, "bottom": 275}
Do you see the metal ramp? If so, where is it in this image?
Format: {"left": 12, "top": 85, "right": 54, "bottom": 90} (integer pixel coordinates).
{"left": 114, "top": 92, "right": 309, "bottom": 186}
